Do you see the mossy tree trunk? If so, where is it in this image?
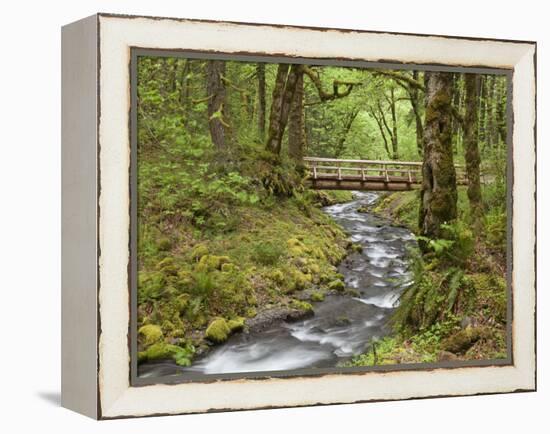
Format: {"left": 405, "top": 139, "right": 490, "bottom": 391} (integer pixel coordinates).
{"left": 478, "top": 75, "right": 487, "bottom": 149}
{"left": 463, "top": 73, "right": 483, "bottom": 224}
{"left": 419, "top": 71, "right": 458, "bottom": 240}
{"left": 206, "top": 60, "right": 230, "bottom": 153}
{"left": 288, "top": 71, "right": 306, "bottom": 167}
{"left": 266, "top": 64, "right": 301, "bottom": 156}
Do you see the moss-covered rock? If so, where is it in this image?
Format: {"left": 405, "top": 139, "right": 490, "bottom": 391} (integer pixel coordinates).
{"left": 177, "top": 270, "right": 193, "bottom": 287}
{"left": 138, "top": 342, "right": 180, "bottom": 361}
{"left": 350, "top": 243, "right": 363, "bottom": 253}
{"left": 290, "top": 299, "right": 314, "bottom": 313}
{"left": 205, "top": 318, "right": 231, "bottom": 343}
{"left": 245, "top": 307, "right": 257, "bottom": 318}
{"left": 138, "top": 324, "right": 163, "bottom": 346}
{"left": 441, "top": 327, "right": 490, "bottom": 354}
{"left": 328, "top": 279, "right": 345, "bottom": 292}
{"left": 156, "top": 257, "right": 178, "bottom": 275}
{"left": 190, "top": 244, "right": 209, "bottom": 261}
{"left": 307, "top": 262, "right": 321, "bottom": 275}
{"left": 310, "top": 291, "right": 325, "bottom": 302}
{"left": 221, "top": 262, "right": 237, "bottom": 273}
{"left": 196, "top": 255, "right": 232, "bottom": 272}
{"left": 288, "top": 268, "right": 312, "bottom": 291}
{"left": 227, "top": 317, "right": 246, "bottom": 332}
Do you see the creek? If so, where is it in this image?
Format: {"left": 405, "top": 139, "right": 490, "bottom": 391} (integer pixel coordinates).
{"left": 139, "top": 192, "right": 416, "bottom": 378}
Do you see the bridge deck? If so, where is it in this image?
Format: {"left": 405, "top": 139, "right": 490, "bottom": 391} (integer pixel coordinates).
{"left": 304, "top": 157, "right": 467, "bottom": 191}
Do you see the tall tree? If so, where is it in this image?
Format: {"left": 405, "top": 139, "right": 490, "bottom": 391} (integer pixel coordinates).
{"left": 408, "top": 71, "right": 424, "bottom": 156}
{"left": 333, "top": 108, "right": 359, "bottom": 158}
{"left": 266, "top": 64, "right": 301, "bottom": 155}
{"left": 256, "top": 63, "right": 266, "bottom": 140}
{"left": 385, "top": 86, "right": 399, "bottom": 159}
{"left": 369, "top": 105, "right": 392, "bottom": 158}
{"left": 419, "top": 72, "right": 458, "bottom": 239}
{"left": 288, "top": 72, "right": 306, "bottom": 165}
{"left": 463, "top": 73, "right": 483, "bottom": 222}
{"left": 373, "top": 69, "right": 424, "bottom": 156}
{"left": 206, "top": 60, "right": 229, "bottom": 152}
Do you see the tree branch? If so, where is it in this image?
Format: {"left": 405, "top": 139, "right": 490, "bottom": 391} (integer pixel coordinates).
{"left": 372, "top": 70, "right": 425, "bottom": 91}
{"left": 302, "top": 65, "right": 362, "bottom": 102}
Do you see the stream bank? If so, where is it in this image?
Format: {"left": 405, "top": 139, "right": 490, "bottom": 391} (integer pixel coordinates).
{"left": 139, "top": 192, "right": 416, "bottom": 378}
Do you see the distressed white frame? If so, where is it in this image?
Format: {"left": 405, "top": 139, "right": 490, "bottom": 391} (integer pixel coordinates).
{"left": 76, "top": 14, "right": 536, "bottom": 418}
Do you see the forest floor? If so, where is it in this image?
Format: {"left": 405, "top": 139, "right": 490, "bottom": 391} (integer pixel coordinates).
{"left": 136, "top": 177, "right": 358, "bottom": 367}
{"left": 344, "top": 188, "right": 509, "bottom": 366}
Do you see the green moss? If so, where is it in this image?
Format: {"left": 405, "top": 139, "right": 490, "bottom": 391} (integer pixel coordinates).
{"left": 328, "top": 279, "right": 345, "bottom": 292}
{"left": 312, "top": 247, "right": 326, "bottom": 260}
{"left": 350, "top": 243, "right": 363, "bottom": 253}
{"left": 156, "top": 257, "right": 178, "bottom": 275}
{"left": 139, "top": 342, "right": 180, "bottom": 360}
{"left": 138, "top": 271, "right": 167, "bottom": 301}
{"left": 138, "top": 324, "right": 163, "bottom": 346}
{"left": 205, "top": 318, "right": 231, "bottom": 343}
{"left": 190, "top": 244, "right": 209, "bottom": 261}
{"left": 157, "top": 237, "right": 172, "bottom": 251}
{"left": 310, "top": 291, "right": 325, "bottom": 302}
{"left": 287, "top": 238, "right": 303, "bottom": 248}
{"left": 177, "top": 270, "right": 193, "bottom": 287}
{"left": 307, "top": 262, "right": 321, "bottom": 276}
{"left": 221, "top": 263, "right": 237, "bottom": 273}
{"left": 196, "top": 255, "right": 230, "bottom": 272}
{"left": 441, "top": 327, "right": 490, "bottom": 354}
{"left": 290, "top": 299, "right": 314, "bottom": 313}
{"left": 227, "top": 317, "right": 246, "bottom": 332}
{"left": 252, "top": 241, "right": 285, "bottom": 265}
{"left": 245, "top": 307, "right": 257, "bottom": 318}
{"left": 268, "top": 269, "right": 285, "bottom": 284}
{"left": 287, "top": 268, "right": 312, "bottom": 291}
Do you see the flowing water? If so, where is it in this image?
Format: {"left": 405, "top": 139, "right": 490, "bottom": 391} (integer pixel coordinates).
{"left": 139, "top": 192, "right": 416, "bottom": 378}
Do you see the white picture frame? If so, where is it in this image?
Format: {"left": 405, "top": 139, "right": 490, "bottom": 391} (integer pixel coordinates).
{"left": 61, "top": 13, "right": 536, "bottom": 419}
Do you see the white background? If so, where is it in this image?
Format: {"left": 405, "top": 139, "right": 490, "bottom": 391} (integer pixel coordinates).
{"left": 0, "top": 0, "right": 546, "bottom": 432}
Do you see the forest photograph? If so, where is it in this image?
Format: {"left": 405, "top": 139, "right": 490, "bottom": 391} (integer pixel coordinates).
{"left": 134, "top": 55, "right": 509, "bottom": 379}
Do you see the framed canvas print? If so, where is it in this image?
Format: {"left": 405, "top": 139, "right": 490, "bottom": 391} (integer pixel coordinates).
{"left": 61, "top": 13, "right": 536, "bottom": 419}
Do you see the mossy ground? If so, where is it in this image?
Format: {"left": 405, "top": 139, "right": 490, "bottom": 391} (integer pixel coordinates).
{"left": 347, "top": 185, "right": 508, "bottom": 367}
{"left": 137, "top": 175, "right": 353, "bottom": 365}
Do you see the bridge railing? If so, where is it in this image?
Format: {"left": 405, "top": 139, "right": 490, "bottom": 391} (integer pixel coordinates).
{"left": 303, "top": 157, "right": 467, "bottom": 185}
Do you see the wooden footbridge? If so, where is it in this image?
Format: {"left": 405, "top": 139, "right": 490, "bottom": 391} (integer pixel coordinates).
{"left": 304, "top": 157, "right": 467, "bottom": 191}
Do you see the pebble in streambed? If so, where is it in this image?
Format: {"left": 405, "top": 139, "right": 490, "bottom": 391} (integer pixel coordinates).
{"left": 138, "top": 192, "right": 416, "bottom": 378}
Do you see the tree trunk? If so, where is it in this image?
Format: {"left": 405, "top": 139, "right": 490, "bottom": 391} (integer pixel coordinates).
{"left": 377, "top": 99, "right": 398, "bottom": 160}
{"left": 419, "top": 72, "right": 458, "bottom": 239}
{"left": 266, "top": 64, "right": 301, "bottom": 155}
{"left": 288, "top": 72, "right": 306, "bottom": 165}
{"left": 389, "top": 87, "right": 399, "bottom": 159}
{"left": 206, "top": 60, "right": 229, "bottom": 152}
{"left": 409, "top": 71, "right": 424, "bottom": 156}
{"left": 494, "top": 77, "right": 506, "bottom": 147}
{"left": 334, "top": 108, "right": 359, "bottom": 158}
{"left": 370, "top": 107, "right": 391, "bottom": 159}
{"left": 478, "top": 76, "right": 487, "bottom": 149}
{"left": 485, "top": 75, "right": 496, "bottom": 148}
{"left": 256, "top": 63, "right": 266, "bottom": 140}
{"left": 463, "top": 74, "right": 483, "bottom": 223}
